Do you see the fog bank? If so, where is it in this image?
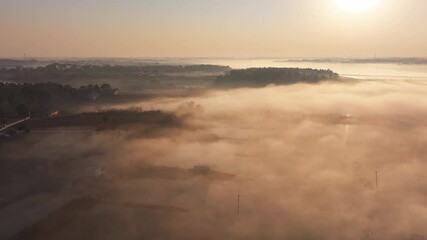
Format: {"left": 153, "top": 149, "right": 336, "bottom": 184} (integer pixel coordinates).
{"left": 3, "top": 80, "right": 427, "bottom": 240}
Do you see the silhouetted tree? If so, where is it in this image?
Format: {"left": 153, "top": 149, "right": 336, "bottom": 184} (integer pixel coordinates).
{"left": 16, "top": 104, "right": 29, "bottom": 116}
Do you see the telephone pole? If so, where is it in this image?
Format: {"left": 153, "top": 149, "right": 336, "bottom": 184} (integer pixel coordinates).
{"left": 375, "top": 171, "right": 378, "bottom": 190}
{"left": 237, "top": 194, "right": 240, "bottom": 218}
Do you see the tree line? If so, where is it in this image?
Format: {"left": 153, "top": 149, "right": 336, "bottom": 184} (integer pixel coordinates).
{"left": 0, "top": 63, "right": 231, "bottom": 83}
{"left": 215, "top": 67, "right": 340, "bottom": 87}
{"left": 0, "top": 82, "right": 117, "bottom": 117}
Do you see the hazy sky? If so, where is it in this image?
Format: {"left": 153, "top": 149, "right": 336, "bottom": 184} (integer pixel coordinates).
{"left": 1, "top": 0, "right": 427, "bottom": 58}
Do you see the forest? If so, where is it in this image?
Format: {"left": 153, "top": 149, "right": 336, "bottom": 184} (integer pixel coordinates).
{"left": 0, "top": 63, "right": 231, "bottom": 83}
{"left": 215, "top": 67, "right": 340, "bottom": 87}
{"left": 0, "top": 82, "right": 117, "bottom": 117}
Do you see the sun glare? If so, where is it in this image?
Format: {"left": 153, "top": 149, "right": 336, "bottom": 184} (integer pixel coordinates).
{"left": 337, "top": 0, "right": 379, "bottom": 12}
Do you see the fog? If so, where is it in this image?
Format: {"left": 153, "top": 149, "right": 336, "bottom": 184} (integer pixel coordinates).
{"left": 130, "top": 80, "right": 427, "bottom": 240}
{"left": 183, "top": 59, "right": 427, "bottom": 80}
{"left": 3, "top": 80, "right": 427, "bottom": 240}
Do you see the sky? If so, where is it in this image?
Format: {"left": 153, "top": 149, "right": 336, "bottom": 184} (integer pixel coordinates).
{"left": 1, "top": 0, "right": 427, "bottom": 58}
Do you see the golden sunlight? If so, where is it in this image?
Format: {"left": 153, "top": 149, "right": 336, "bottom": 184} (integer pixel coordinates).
{"left": 337, "top": 0, "right": 379, "bottom": 12}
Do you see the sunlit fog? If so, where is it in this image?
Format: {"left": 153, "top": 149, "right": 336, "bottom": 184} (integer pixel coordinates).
{"left": 2, "top": 1, "right": 427, "bottom": 240}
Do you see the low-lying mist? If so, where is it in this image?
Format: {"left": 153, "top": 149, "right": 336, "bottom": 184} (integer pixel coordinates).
{"left": 3, "top": 79, "right": 427, "bottom": 240}
{"left": 128, "top": 80, "right": 427, "bottom": 240}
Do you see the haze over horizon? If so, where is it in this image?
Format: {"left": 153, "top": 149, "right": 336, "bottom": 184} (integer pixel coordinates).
{"left": 2, "top": 0, "right": 427, "bottom": 58}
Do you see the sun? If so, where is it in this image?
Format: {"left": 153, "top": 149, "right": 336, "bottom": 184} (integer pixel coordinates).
{"left": 337, "top": 0, "right": 379, "bottom": 12}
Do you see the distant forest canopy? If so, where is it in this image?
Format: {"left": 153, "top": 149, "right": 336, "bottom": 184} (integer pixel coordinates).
{"left": 0, "top": 58, "right": 231, "bottom": 68}
{"left": 215, "top": 67, "right": 340, "bottom": 87}
{"left": 0, "top": 63, "right": 231, "bottom": 83}
{"left": 0, "top": 82, "right": 118, "bottom": 117}
{"left": 0, "top": 59, "right": 39, "bottom": 68}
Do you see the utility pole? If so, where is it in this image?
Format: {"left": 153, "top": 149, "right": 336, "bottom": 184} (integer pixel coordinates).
{"left": 237, "top": 194, "right": 240, "bottom": 218}
{"left": 375, "top": 171, "right": 378, "bottom": 190}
